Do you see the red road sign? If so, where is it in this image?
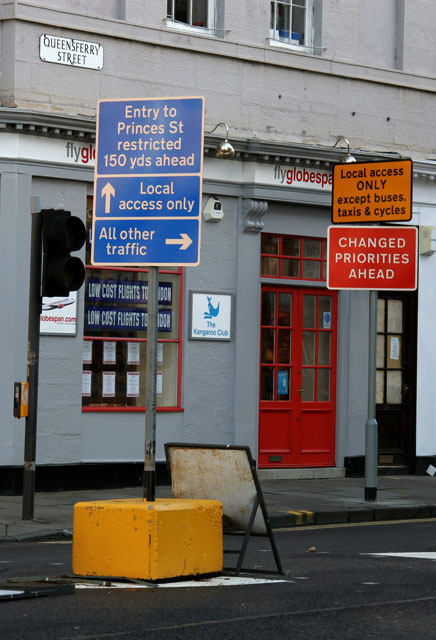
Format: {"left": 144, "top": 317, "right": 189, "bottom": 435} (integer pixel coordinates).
{"left": 327, "top": 225, "right": 417, "bottom": 290}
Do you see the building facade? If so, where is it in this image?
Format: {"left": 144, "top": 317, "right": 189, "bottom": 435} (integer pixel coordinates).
{"left": 1, "top": 0, "right": 436, "bottom": 492}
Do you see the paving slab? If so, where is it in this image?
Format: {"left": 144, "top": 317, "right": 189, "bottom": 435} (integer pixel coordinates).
{"left": 0, "top": 475, "right": 436, "bottom": 540}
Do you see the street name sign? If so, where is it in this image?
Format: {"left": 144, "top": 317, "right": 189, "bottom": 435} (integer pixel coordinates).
{"left": 91, "top": 96, "right": 204, "bottom": 266}
{"left": 327, "top": 225, "right": 417, "bottom": 290}
{"left": 332, "top": 159, "right": 412, "bottom": 224}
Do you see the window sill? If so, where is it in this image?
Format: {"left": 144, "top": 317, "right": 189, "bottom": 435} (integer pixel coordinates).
{"left": 165, "top": 19, "right": 216, "bottom": 38}
{"left": 269, "top": 38, "right": 311, "bottom": 55}
{"left": 82, "top": 406, "right": 184, "bottom": 412}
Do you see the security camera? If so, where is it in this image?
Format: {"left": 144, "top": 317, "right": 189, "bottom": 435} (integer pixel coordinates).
{"left": 203, "top": 196, "right": 224, "bottom": 222}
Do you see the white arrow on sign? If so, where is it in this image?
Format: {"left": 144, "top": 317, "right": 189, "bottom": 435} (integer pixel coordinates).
{"left": 101, "top": 182, "right": 115, "bottom": 213}
{"left": 165, "top": 233, "right": 193, "bottom": 250}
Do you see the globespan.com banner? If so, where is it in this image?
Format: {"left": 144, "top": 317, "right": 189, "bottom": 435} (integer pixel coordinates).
{"left": 85, "top": 307, "right": 172, "bottom": 332}
{"left": 40, "top": 293, "right": 78, "bottom": 335}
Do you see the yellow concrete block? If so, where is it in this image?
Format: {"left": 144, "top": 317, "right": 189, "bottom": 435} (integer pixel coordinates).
{"left": 72, "top": 498, "right": 223, "bottom": 581}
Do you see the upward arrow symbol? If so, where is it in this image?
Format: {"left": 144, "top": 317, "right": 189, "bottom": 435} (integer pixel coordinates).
{"left": 101, "top": 182, "right": 115, "bottom": 213}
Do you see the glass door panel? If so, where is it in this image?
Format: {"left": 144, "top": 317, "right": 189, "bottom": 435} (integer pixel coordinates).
{"left": 301, "top": 368, "right": 315, "bottom": 401}
{"left": 303, "top": 295, "right": 316, "bottom": 328}
{"left": 302, "top": 331, "right": 315, "bottom": 365}
{"left": 278, "top": 329, "right": 291, "bottom": 363}
{"left": 278, "top": 293, "right": 292, "bottom": 325}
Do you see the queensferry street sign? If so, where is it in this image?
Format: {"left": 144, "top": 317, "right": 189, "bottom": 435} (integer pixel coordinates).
{"left": 327, "top": 225, "right": 417, "bottom": 291}
{"left": 91, "top": 96, "right": 204, "bottom": 267}
{"left": 332, "top": 159, "right": 412, "bottom": 224}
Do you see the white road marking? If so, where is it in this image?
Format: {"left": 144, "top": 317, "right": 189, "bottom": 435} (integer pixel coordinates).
{"left": 76, "top": 576, "right": 288, "bottom": 589}
{"left": 367, "top": 552, "right": 436, "bottom": 560}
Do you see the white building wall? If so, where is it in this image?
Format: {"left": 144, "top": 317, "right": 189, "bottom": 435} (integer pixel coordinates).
{"left": 413, "top": 180, "right": 436, "bottom": 457}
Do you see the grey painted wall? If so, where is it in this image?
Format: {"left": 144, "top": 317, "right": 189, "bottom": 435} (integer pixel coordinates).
{"left": 181, "top": 193, "right": 237, "bottom": 446}
{"left": 35, "top": 176, "right": 87, "bottom": 465}
{"left": 0, "top": 168, "right": 32, "bottom": 465}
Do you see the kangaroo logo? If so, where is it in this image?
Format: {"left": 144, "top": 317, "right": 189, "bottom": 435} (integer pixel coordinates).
{"left": 204, "top": 296, "right": 220, "bottom": 320}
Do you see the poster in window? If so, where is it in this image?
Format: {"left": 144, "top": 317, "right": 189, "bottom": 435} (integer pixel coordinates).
{"left": 277, "top": 370, "right": 289, "bottom": 395}
{"left": 83, "top": 341, "right": 92, "bottom": 364}
{"left": 323, "top": 312, "right": 332, "bottom": 329}
{"left": 82, "top": 371, "right": 92, "bottom": 397}
{"left": 390, "top": 336, "right": 400, "bottom": 360}
{"left": 102, "top": 371, "right": 116, "bottom": 397}
{"left": 103, "top": 341, "right": 116, "bottom": 364}
{"left": 127, "top": 342, "right": 140, "bottom": 365}
{"left": 157, "top": 342, "right": 164, "bottom": 365}
{"left": 126, "top": 372, "right": 140, "bottom": 397}
{"left": 157, "top": 371, "right": 163, "bottom": 397}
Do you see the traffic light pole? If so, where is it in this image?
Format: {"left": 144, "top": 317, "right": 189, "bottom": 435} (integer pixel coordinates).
{"left": 143, "top": 265, "right": 159, "bottom": 502}
{"left": 22, "top": 197, "right": 42, "bottom": 520}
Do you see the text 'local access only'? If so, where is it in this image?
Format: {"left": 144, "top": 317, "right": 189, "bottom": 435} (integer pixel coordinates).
{"left": 332, "top": 159, "right": 412, "bottom": 224}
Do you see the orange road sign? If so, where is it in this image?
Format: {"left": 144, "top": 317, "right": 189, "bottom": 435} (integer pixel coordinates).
{"left": 332, "top": 159, "right": 412, "bottom": 224}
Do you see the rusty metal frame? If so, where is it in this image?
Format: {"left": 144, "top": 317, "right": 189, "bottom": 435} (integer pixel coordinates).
{"left": 164, "top": 442, "right": 283, "bottom": 576}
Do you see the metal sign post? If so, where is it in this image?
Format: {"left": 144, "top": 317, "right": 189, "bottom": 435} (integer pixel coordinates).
{"left": 92, "top": 96, "right": 205, "bottom": 502}
{"left": 365, "top": 290, "right": 378, "bottom": 501}
{"left": 22, "top": 196, "right": 42, "bottom": 520}
{"left": 327, "top": 218, "right": 417, "bottom": 502}
{"left": 144, "top": 266, "right": 158, "bottom": 501}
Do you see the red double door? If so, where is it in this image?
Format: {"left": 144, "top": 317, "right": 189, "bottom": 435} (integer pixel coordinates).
{"left": 259, "top": 285, "right": 338, "bottom": 468}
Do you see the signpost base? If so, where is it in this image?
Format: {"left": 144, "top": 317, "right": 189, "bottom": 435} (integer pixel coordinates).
{"left": 365, "top": 487, "right": 377, "bottom": 502}
{"left": 73, "top": 498, "right": 223, "bottom": 581}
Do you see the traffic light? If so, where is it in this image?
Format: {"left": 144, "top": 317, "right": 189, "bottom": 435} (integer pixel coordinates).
{"left": 41, "top": 209, "right": 86, "bottom": 297}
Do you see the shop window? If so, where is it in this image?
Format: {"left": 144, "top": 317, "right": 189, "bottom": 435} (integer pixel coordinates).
{"left": 270, "top": 0, "right": 314, "bottom": 49}
{"left": 82, "top": 198, "right": 182, "bottom": 411}
{"left": 260, "top": 234, "right": 326, "bottom": 282}
{"left": 167, "top": 0, "right": 214, "bottom": 31}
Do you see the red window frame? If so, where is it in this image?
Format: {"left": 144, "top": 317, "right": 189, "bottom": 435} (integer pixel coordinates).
{"left": 261, "top": 233, "right": 327, "bottom": 282}
{"left": 82, "top": 265, "right": 184, "bottom": 414}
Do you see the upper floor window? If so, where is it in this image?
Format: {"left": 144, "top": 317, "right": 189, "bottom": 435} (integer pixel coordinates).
{"left": 270, "top": 0, "right": 313, "bottom": 50}
{"left": 167, "top": 0, "right": 213, "bottom": 31}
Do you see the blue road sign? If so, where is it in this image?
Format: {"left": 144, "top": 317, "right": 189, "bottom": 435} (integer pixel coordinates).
{"left": 93, "top": 218, "right": 200, "bottom": 266}
{"left": 92, "top": 96, "right": 204, "bottom": 267}
{"left": 95, "top": 176, "right": 200, "bottom": 218}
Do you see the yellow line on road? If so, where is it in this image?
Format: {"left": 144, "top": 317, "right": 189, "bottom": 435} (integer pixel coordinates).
{"left": 276, "top": 517, "right": 436, "bottom": 532}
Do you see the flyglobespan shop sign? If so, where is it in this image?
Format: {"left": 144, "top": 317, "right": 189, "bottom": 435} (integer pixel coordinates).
{"left": 39, "top": 34, "right": 104, "bottom": 70}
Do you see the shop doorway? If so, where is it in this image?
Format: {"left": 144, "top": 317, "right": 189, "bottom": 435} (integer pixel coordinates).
{"left": 259, "top": 285, "right": 338, "bottom": 467}
{"left": 376, "top": 292, "right": 417, "bottom": 468}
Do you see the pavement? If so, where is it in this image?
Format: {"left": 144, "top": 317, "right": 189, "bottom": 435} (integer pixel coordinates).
{"left": 2, "top": 474, "right": 436, "bottom": 541}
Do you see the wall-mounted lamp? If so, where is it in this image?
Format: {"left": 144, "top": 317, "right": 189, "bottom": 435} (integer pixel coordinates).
{"left": 333, "top": 136, "right": 356, "bottom": 163}
{"left": 207, "top": 122, "right": 235, "bottom": 159}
